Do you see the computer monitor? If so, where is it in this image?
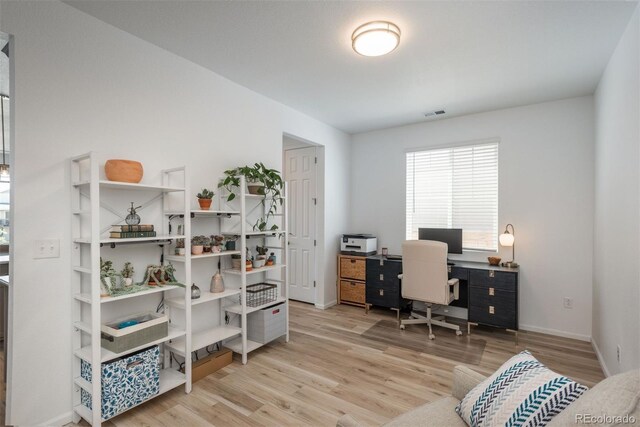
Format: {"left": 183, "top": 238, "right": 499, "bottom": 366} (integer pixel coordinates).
{"left": 418, "top": 228, "right": 463, "bottom": 254}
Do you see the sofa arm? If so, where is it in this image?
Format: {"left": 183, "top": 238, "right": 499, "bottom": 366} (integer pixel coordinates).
{"left": 452, "top": 365, "right": 487, "bottom": 401}
{"left": 336, "top": 414, "right": 362, "bottom": 427}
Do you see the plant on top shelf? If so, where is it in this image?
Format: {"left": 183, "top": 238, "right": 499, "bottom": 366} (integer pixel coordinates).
{"left": 196, "top": 188, "right": 215, "bottom": 210}
{"left": 218, "top": 163, "right": 284, "bottom": 231}
{"left": 121, "top": 262, "right": 135, "bottom": 287}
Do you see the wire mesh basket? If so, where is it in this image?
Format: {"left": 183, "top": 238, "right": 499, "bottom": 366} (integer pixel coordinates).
{"left": 244, "top": 283, "right": 278, "bottom": 308}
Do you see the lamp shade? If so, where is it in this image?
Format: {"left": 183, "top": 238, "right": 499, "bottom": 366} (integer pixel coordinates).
{"left": 499, "top": 232, "right": 514, "bottom": 247}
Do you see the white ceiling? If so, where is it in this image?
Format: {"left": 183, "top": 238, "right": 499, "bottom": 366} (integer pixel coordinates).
{"left": 64, "top": 1, "right": 637, "bottom": 134}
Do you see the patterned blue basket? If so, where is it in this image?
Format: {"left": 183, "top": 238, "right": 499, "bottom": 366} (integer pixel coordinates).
{"left": 81, "top": 345, "right": 160, "bottom": 420}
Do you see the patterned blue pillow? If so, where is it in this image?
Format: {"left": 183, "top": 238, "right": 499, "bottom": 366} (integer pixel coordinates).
{"left": 456, "top": 350, "right": 588, "bottom": 427}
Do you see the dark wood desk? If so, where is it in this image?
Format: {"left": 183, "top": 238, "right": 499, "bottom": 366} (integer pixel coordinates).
{"left": 365, "top": 256, "right": 519, "bottom": 338}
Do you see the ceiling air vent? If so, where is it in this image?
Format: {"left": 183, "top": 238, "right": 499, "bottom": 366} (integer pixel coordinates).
{"left": 424, "top": 110, "right": 445, "bottom": 118}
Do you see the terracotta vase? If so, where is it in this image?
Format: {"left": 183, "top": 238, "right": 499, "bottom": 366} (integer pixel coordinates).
{"left": 105, "top": 159, "right": 143, "bottom": 183}
{"left": 198, "top": 198, "right": 212, "bottom": 210}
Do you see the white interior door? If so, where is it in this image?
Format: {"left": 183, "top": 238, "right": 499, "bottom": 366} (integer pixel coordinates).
{"left": 285, "top": 147, "right": 317, "bottom": 303}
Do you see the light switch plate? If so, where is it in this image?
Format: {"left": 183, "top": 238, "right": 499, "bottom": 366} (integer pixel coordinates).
{"left": 34, "top": 239, "right": 60, "bottom": 259}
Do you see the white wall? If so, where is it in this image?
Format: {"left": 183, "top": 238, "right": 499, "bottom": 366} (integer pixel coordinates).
{"left": 0, "top": 1, "right": 349, "bottom": 425}
{"left": 593, "top": 6, "right": 640, "bottom": 376}
{"left": 350, "top": 97, "right": 595, "bottom": 340}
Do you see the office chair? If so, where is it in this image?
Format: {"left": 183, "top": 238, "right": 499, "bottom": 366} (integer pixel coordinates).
{"left": 399, "top": 240, "right": 462, "bottom": 339}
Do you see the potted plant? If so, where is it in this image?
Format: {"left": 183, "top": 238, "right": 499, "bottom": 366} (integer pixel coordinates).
{"left": 225, "top": 235, "right": 238, "bottom": 251}
{"left": 218, "top": 163, "right": 284, "bottom": 231}
{"left": 121, "top": 262, "right": 135, "bottom": 287}
{"left": 211, "top": 235, "right": 224, "bottom": 253}
{"left": 202, "top": 236, "right": 212, "bottom": 253}
{"left": 175, "top": 238, "right": 186, "bottom": 256}
{"left": 100, "top": 258, "right": 119, "bottom": 297}
{"left": 191, "top": 235, "right": 206, "bottom": 255}
{"left": 196, "top": 188, "right": 215, "bottom": 210}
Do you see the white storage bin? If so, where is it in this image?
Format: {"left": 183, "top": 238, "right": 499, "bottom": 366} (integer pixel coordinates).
{"left": 247, "top": 302, "right": 287, "bottom": 344}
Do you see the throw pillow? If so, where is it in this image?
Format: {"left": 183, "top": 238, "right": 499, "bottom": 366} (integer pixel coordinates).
{"left": 456, "top": 350, "right": 588, "bottom": 427}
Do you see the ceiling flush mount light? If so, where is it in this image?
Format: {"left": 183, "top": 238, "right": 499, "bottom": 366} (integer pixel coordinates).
{"left": 352, "top": 21, "right": 400, "bottom": 57}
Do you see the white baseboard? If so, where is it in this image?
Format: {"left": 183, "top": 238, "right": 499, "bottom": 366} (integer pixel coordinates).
{"left": 519, "top": 323, "right": 591, "bottom": 342}
{"left": 591, "top": 338, "right": 611, "bottom": 377}
{"left": 315, "top": 300, "right": 337, "bottom": 310}
{"left": 38, "top": 410, "right": 73, "bottom": 427}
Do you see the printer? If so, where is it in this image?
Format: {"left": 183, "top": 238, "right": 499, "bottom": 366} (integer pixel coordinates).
{"left": 341, "top": 234, "right": 377, "bottom": 256}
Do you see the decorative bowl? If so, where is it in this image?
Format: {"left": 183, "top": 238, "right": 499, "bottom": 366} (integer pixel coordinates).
{"left": 105, "top": 159, "right": 143, "bottom": 183}
{"left": 488, "top": 256, "right": 501, "bottom": 266}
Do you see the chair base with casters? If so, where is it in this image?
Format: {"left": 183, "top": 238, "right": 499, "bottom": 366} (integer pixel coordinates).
{"left": 400, "top": 304, "right": 463, "bottom": 339}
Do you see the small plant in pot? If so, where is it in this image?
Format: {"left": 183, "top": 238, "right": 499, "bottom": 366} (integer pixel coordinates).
{"left": 100, "top": 257, "right": 119, "bottom": 297}
{"left": 175, "top": 238, "right": 186, "bottom": 256}
{"left": 191, "top": 235, "right": 206, "bottom": 255}
{"left": 211, "top": 235, "right": 224, "bottom": 253}
{"left": 231, "top": 253, "right": 242, "bottom": 270}
{"left": 202, "top": 236, "right": 212, "bottom": 253}
{"left": 196, "top": 188, "right": 215, "bottom": 210}
{"left": 121, "top": 262, "right": 135, "bottom": 287}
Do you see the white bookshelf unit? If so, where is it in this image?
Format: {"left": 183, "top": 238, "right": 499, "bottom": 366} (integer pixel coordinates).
{"left": 70, "top": 153, "right": 191, "bottom": 426}
{"left": 166, "top": 176, "right": 289, "bottom": 368}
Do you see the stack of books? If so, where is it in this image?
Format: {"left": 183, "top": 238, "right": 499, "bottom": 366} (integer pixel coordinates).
{"left": 109, "top": 224, "right": 157, "bottom": 238}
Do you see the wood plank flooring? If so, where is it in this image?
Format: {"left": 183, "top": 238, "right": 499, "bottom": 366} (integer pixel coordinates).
{"left": 72, "top": 301, "right": 604, "bottom": 427}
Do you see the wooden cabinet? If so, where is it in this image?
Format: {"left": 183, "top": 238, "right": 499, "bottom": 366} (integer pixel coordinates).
{"left": 338, "top": 255, "right": 366, "bottom": 307}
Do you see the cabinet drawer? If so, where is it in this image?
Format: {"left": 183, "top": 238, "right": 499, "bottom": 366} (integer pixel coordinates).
{"left": 469, "top": 286, "right": 516, "bottom": 329}
{"left": 340, "top": 257, "right": 366, "bottom": 281}
{"left": 469, "top": 269, "right": 517, "bottom": 291}
{"left": 340, "top": 280, "right": 365, "bottom": 304}
{"left": 366, "top": 281, "right": 400, "bottom": 308}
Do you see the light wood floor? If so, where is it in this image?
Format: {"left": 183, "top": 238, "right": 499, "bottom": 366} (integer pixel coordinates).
{"left": 75, "top": 301, "right": 604, "bottom": 427}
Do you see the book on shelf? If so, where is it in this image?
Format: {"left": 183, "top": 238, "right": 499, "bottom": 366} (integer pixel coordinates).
{"left": 109, "top": 231, "right": 157, "bottom": 238}
{"left": 110, "top": 224, "right": 155, "bottom": 232}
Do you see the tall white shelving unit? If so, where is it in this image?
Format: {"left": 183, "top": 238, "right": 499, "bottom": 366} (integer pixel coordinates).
{"left": 166, "top": 176, "right": 289, "bottom": 368}
{"left": 70, "top": 152, "right": 191, "bottom": 426}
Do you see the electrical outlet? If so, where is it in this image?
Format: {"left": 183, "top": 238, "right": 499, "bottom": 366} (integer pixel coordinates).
{"left": 617, "top": 345, "right": 622, "bottom": 364}
{"left": 563, "top": 297, "right": 573, "bottom": 309}
{"left": 33, "top": 239, "right": 60, "bottom": 259}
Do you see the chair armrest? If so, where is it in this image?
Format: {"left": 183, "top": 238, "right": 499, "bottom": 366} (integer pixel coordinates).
{"left": 447, "top": 278, "right": 459, "bottom": 302}
{"left": 452, "top": 365, "right": 487, "bottom": 401}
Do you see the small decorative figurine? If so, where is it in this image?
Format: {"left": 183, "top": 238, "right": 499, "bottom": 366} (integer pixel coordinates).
{"left": 191, "top": 283, "right": 201, "bottom": 299}
{"left": 125, "top": 202, "right": 142, "bottom": 225}
{"left": 210, "top": 270, "right": 225, "bottom": 293}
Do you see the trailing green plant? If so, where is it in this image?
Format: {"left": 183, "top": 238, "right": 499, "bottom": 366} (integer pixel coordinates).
{"left": 197, "top": 188, "right": 215, "bottom": 199}
{"left": 121, "top": 262, "right": 135, "bottom": 279}
{"left": 218, "top": 163, "right": 284, "bottom": 231}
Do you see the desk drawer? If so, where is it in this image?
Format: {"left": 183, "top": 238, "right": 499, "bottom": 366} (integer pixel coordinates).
{"left": 469, "top": 269, "right": 517, "bottom": 291}
{"left": 469, "top": 286, "right": 516, "bottom": 329}
{"left": 340, "top": 280, "right": 365, "bottom": 304}
{"left": 366, "top": 281, "right": 401, "bottom": 308}
{"left": 340, "top": 257, "right": 366, "bottom": 281}
{"left": 448, "top": 266, "right": 468, "bottom": 281}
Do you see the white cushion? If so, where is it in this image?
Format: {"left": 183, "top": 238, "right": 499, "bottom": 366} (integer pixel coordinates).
{"left": 456, "top": 350, "right": 588, "bottom": 427}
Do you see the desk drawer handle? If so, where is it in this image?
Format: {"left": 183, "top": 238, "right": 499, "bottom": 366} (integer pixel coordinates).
{"left": 379, "top": 289, "right": 384, "bottom": 296}
{"left": 448, "top": 266, "right": 452, "bottom": 273}
{"left": 379, "top": 274, "right": 384, "bottom": 281}
{"left": 489, "top": 305, "right": 495, "bottom": 314}
{"left": 489, "top": 270, "right": 495, "bottom": 278}
{"left": 489, "top": 287, "right": 495, "bottom": 296}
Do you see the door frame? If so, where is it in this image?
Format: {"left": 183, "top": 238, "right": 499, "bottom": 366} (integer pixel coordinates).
{"left": 283, "top": 134, "right": 325, "bottom": 309}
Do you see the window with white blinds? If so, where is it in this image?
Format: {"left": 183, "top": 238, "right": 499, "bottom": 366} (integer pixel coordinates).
{"left": 406, "top": 141, "right": 499, "bottom": 251}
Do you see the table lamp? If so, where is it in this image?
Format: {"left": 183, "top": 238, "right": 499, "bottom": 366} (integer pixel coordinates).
{"left": 499, "top": 224, "right": 519, "bottom": 268}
